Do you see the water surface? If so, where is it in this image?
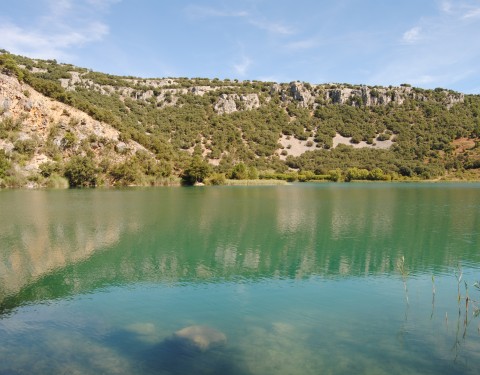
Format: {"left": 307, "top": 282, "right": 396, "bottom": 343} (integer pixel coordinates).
{"left": 1, "top": 183, "right": 479, "bottom": 374}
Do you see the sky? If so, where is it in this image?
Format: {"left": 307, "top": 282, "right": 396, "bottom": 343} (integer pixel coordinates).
{"left": 1, "top": 0, "right": 480, "bottom": 93}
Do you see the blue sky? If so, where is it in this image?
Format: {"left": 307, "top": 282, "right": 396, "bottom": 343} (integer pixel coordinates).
{"left": 1, "top": 0, "right": 480, "bottom": 93}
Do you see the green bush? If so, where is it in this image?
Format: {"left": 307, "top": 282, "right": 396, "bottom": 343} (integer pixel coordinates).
{"left": 377, "top": 133, "right": 391, "bottom": 141}
{"left": 0, "top": 53, "right": 24, "bottom": 81}
{"left": 46, "top": 174, "right": 69, "bottom": 188}
{"left": 345, "top": 167, "right": 370, "bottom": 181}
{"left": 0, "top": 118, "right": 22, "bottom": 135}
{"left": 231, "top": 163, "right": 248, "bottom": 180}
{"left": 62, "top": 131, "right": 77, "bottom": 149}
{"left": 14, "top": 139, "right": 37, "bottom": 157}
{"left": 0, "top": 150, "right": 10, "bottom": 178}
{"left": 205, "top": 172, "right": 226, "bottom": 185}
{"left": 327, "top": 169, "right": 342, "bottom": 182}
{"left": 39, "top": 161, "right": 62, "bottom": 177}
{"left": 368, "top": 167, "right": 388, "bottom": 181}
{"left": 109, "top": 160, "right": 142, "bottom": 185}
{"left": 181, "top": 156, "right": 212, "bottom": 185}
{"left": 64, "top": 156, "right": 98, "bottom": 187}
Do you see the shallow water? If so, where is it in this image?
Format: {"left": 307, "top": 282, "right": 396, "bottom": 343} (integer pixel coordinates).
{"left": 1, "top": 183, "right": 480, "bottom": 374}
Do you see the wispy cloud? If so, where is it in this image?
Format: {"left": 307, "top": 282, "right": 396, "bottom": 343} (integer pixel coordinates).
{"left": 233, "top": 55, "right": 252, "bottom": 76}
{"left": 462, "top": 7, "right": 480, "bottom": 19}
{"left": 86, "top": 0, "right": 121, "bottom": 9}
{"left": 185, "top": 5, "right": 248, "bottom": 18}
{"left": 438, "top": 0, "right": 480, "bottom": 20}
{"left": 401, "top": 26, "right": 422, "bottom": 44}
{"left": 370, "top": 22, "right": 478, "bottom": 90}
{"left": 248, "top": 19, "right": 294, "bottom": 35}
{"left": 285, "top": 39, "right": 317, "bottom": 50}
{"left": 185, "top": 4, "right": 293, "bottom": 36}
{"left": 1, "top": 0, "right": 116, "bottom": 60}
{"left": 440, "top": 0, "right": 453, "bottom": 13}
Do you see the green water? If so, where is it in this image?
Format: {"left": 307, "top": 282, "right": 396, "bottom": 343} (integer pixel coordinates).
{"left": 1, "top": 183, "right": 479, "bottom": 374}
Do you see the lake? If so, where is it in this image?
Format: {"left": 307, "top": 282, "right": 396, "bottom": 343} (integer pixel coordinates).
{"left": 1, "top": 183, "right": 480, "bottom": 374}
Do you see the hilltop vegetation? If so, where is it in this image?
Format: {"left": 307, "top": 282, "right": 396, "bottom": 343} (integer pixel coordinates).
{"left": 0, "top": 51, "right": 479, "bottom": 187}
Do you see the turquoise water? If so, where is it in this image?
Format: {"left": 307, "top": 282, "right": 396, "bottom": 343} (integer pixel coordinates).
{"left": 1, "top": 183, "right": 479, "bottom": 374}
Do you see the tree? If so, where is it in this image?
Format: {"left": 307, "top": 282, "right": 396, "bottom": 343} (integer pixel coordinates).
{"left": 345, "top": 167, "right": 370, "bottom": 182}
{"left": 0, "top": 53, "right": 24, "bottom": 81}
{"left": 64, "top": 156, "right": 98, "bottom": 187}
{"left": 181, "top": 156, "right": 212, "bottom": 185}
{"left": 368, "top": 167, "right": 387, "bottom": 181}
{"left": 231, "top": 163, "right": 248, "bottom": 180}
{"left": 0, "top": 150, "right": 10, "bottom": 178}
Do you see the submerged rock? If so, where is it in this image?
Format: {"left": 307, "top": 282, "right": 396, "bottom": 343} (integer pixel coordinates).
{"left": 173, "top": 325, "right": 227, "bottom": 351}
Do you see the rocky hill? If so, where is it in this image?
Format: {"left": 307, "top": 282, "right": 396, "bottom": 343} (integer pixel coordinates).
{"left": 0, "top": 51, "right": 479, "bottom": 187}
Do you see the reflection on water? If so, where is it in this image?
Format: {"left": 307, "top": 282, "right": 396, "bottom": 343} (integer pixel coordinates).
{"left": 0, "top": 190, "right": 144, "bottom": 309}
{"left": 1, "top": 184, "right": 480, "bottom": 374}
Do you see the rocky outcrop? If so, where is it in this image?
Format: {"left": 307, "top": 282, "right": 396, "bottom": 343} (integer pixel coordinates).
{"left": 270, "top": 82, "right": 464, "bottom": 108}
{"left": 49, "top": 61, "right": 465, "bottom": 114}
{"left": 190, "top": 86, "right": 214, "bottom": 96}
{"left": 289, "top": 82, "right": 314, "bottom": 108}
{"left": 214, "top": 94, "right": 237, "bottom": 114}
{"left": 0, "top": 72, "right": 147, "bottom": 178}
{"left": 214, "top": 93, "right": 260, "bottom": 114}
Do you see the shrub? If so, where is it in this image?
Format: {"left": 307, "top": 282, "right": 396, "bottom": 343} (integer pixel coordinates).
{"left": 231, "top": 163, "right": 248, "bottom": 180}
{"left": 0, "top": 117, "right": 22, "bottom": 132}
{"left": 0, "top": 53, "right": 24, "bottom": 81}
{"left": 345, "top": 167, "right": 370, "bottom": 181}
{"left": 46, "top": 174, "right": 69, "bottom": 188}
{"left": 14, "top": 139, "right": 37, "bottom": 157}
{"left": 64, "top": 156, "right": 98, "bottom": 187}
{"left": 181, "top": 156, "right": 212, "bottom": 185}
{"left": 0, "top": 150, "right": 10, "bottom": 178}
{"left": 205, "top": 173, "right": 226, "bottom": 185}
{"left": 327, "top": 169, "right": 342, "bottom": 182}
{"left": 368, "top": 168, "right": 387, "bottom": 181}
{"left": 62, "top": 131, "right": 77, "bottom": 149}
{"left": 39, "top": 161, "right": 62, "bottom": 177}
{"left": 377, "top": 133, "right": 391, "bottom": 141}
{"left": 248, "top": 166, "right": 259, "bottom": 179}
{"left": 109, "top": 160, "right": 142, "bottom": 185}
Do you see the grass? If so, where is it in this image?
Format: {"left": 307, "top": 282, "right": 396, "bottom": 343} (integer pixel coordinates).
{"left": 223, "top": 179, "right": 289, "bottom": 186}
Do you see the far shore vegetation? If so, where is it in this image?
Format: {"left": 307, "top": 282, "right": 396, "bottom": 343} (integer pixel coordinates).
{"left": 1, "top": 51, "right": 480, "bottom": 188}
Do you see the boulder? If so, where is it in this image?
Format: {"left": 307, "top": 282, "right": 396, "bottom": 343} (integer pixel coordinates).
{"left": 173, "top": 325, "right": 227, "bottom": 351}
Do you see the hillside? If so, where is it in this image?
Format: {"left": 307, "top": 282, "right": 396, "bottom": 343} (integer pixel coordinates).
{"left": 1, "top": 51, "right": 480, "bottom": 187}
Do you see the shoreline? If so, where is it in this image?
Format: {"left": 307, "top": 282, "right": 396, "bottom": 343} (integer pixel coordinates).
{"left": 2, "top": 178, "right": 480, "bottom": 191}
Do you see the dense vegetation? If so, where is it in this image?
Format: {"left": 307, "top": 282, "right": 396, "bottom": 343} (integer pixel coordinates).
{"left": 1, "top": 51, "right": 479, "bottom": 187}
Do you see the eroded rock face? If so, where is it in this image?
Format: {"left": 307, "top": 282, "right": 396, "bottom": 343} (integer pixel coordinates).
{"left": 173, "top": 325, "right": 227, "bottom": 351}
{"left": 290, "top": 82, "right": 313, "bottom": 108}
{"left": 214, "top": 93, "right": 260, "bottom": 114}
{"left": 0, "top": 72, "right": 149, "bottom": 185}
{"left": 214, "top": 94, "right": 237, "bottom": 114}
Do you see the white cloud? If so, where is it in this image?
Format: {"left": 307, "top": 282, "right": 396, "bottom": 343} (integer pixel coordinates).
{"left": 185, "top": 4, "right": 293, "bottom": 35}
{"left": 185, "top": 5, "right": 248, "bottom": 18}
{"left": 86, "top": 0, "right": 121, "bottom": 9}
{"left": 285, "top": 39, "right": 317, "bottom": 50}
{"left": 440, "top": 0, "right": 452, "bottom": 13}
{"left": 0, "top": 0, "right": 115, "bottom": 60}
{"left": 402, "top": 26, "right": 422, "bottom": 44}
{"left": 0, "top": 22, "right": 108, "bottom": 59}
{"left": 248, "top": 19, "right": 294, "bottom": 35}
{"left": 233, "top": 56, "right": 252, "bottom": 76}
{"left": 438, "top": 0, "right": 480, "bottom": 20}
{"left": 462, "top": 7, "right": 480, "bottom": 19}
{"left": 257, "top": 75, "right": 282, "bottom": 83}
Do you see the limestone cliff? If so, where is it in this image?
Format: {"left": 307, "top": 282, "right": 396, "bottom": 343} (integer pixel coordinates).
{"left": 0, "top": 72, "right": 148, "bottom": 187}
